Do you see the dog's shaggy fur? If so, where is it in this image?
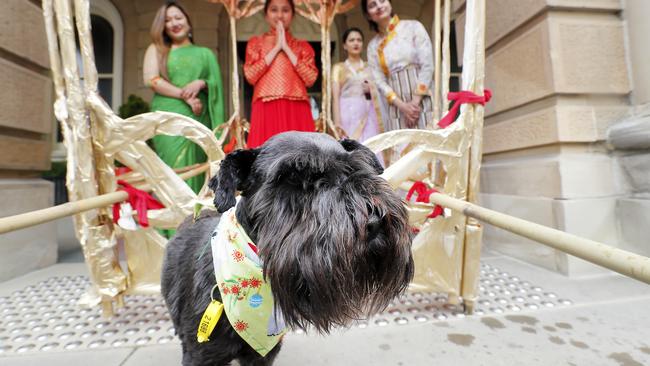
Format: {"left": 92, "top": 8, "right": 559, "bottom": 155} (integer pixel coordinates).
{"left": 162, "top": 132, "right": 414, "bottom": 365}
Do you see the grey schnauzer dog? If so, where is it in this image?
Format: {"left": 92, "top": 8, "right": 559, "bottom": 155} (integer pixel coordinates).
{"left": 161, "top": 131, "right": 414, "bottom": 366}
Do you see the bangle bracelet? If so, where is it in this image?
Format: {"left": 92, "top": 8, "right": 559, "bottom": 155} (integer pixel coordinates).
{"left": 387, "top": 92, "right": 397, "bottom": 104}
{"left": 150, "top": 76, "right": 162, "bottom": 87}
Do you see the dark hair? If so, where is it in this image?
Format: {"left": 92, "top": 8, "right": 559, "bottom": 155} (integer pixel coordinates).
{"left": 342, "top": 27, "right": 364, "bottom": 43}
{"left": 264, "top": 0, "right": 295, "bottom": 15}
{"left": 361, "top": 0, "right": 393, "bottom": 33}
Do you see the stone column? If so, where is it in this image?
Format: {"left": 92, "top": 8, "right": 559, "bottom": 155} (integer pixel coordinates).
{"left": 0, "top": 0, "right": 56, "bottom": 281}
{"left": 604, "top": 0, "right": 650, "bottom": 260}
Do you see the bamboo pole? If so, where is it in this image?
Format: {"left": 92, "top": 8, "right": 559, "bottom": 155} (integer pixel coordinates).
{"left": 432, "top": 0, "right": 442, "bottom": 123}
{"left": 459, "top": 0, "right": 486, "bottom": 310}
{"left": 137, "top": 163, "right": 210, "bottom": 191}
{"left": 321, "top": 18, "right": 330, "bottom": 130}
{"left": 0, "top": 192, "right": 128, "bottom": 235}
{"left": 230, "top": 15, "right": 241, "bottom": 121}
{"left": 429, "top": 193, "right": 650, "bottom": 285}
{"left": 118, "top": 163, "right": 208, "bottom": 185}
{"left": 318, "top": 9, "right": 339, "bottom": 138}
{"left": 0, "top": 164, "right": 210, "bottom": 235}
{"left": 441, "top": 0, "right": 451, "bottom": 115}
{"left": 228, "top": 14, "right": 246, "bottom": 149}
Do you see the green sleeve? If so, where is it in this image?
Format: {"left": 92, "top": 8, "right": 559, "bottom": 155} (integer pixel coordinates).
{"left": 203, "top": 48, "right": 226, "bottom": 136}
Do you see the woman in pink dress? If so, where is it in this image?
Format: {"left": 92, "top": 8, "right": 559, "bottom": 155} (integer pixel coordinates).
{"left": 332, "top": 27, "right": 384, "bottom": 142}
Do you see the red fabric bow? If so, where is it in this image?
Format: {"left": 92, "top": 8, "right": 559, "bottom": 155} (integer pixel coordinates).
{"left": 437, "top": 89, "right": 492, "bottom": 129}
{"left": 406, "top": 181, "right": 444, "bottom": 218}
{"left": 112, "top": 180, "right": 165, "bottom": 228}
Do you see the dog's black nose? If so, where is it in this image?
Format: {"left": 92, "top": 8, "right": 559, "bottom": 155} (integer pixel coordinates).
{"left": 367, "top": 215, "right": 383, "bottom": 241}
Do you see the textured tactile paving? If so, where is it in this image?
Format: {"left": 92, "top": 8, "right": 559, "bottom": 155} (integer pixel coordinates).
{"left": 0, "top": 263, "right": 572, "bottom": 355}
{"left": 0, "top": 275, "right": 175, "bottom": 355}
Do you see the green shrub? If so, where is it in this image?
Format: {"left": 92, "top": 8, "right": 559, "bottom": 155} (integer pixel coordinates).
{"left": 119, "top": 94, "right": 150, "bottom": 119}
{"left": 41, "top": 161, "right": 67, "bottom": 178}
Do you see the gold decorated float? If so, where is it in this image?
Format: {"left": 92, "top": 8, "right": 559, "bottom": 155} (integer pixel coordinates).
{"left": 38, "top": 0, "right": 490, "bottom": 315}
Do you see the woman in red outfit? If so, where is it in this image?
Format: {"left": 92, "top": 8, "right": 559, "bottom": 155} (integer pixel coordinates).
{"left": 244, "top": 0, "right": 319, "bottom": 148}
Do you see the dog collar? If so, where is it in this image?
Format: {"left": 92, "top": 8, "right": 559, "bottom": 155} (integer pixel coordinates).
{"left": 210, "top": 203, "right": 286, "bottom": 356}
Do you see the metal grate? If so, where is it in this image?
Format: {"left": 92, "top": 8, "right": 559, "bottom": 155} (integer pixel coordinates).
{"left": 0, "top": 263, "right": 572, "bottom": 355}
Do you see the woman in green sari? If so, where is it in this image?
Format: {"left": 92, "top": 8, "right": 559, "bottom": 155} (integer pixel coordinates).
{"left": 143, "top": 1, "right": 225, "bottom": 193}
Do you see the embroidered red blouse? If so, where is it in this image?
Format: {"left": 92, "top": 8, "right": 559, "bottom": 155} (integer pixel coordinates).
{"left": 244, "top": 30, "right": 318, "bottom": 103}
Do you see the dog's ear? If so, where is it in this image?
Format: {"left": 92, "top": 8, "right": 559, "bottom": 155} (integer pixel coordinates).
{"left": 339, "top": 138, "right": 384, "bottom": 174}
{"left": 209, "top": 148, "right": 259, "bottom": 213}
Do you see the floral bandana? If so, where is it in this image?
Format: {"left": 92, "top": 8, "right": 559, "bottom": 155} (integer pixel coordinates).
{"left": 210, "top": 203, "right": 286, "bottom": 356}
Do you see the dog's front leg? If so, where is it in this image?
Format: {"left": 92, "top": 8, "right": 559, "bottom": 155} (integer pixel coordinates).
{"left": 181, "top": 343, "right": 236, "bottom": 366}
{"left": 236, "top": 342, "right": 283, "bottom": 366}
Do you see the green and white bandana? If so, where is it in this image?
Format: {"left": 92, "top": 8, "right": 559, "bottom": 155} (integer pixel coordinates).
{"left": 210, "top": 203, "right": 286, "bottom": 356}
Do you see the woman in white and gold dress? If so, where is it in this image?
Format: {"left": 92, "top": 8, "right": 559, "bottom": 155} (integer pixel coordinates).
{"left": 362, "top": 0, "right": 434, "bottom": 130}
{"left": 332, "top": 28, "right": 384, "bottom": 142}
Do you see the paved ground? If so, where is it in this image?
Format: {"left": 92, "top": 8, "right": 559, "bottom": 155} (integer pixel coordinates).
{"left": 1, "top": 249, "right": 649, "bottom": 366}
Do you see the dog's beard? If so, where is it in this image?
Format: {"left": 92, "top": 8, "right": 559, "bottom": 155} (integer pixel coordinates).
{"left": 242, "top": 173, "right": 414, "bottom": 333}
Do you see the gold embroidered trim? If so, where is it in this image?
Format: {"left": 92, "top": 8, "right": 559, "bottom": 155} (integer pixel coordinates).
{"left": 377, "top": 15, "right": 400, "bottom": 77}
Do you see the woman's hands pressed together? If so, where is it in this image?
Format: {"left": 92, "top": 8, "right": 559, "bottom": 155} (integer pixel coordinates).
{"left": 276, "top": 21, "right": 298, "bottom": 66}
{"left": 276, "top": 21, "right": 286, "bottom": 50}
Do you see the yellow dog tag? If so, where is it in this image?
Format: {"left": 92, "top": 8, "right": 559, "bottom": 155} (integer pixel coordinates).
{"left": 197, "top": 285, "right": 224, "bottom": 343}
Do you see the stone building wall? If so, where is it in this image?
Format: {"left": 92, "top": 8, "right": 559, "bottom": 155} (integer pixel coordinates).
{"left": 455, "top": 0, "right": 635, "bottom": 276}
{"left": 625, "top": 0, "right": 650, "bottom": 108}
{"left": 0, "top": 0, "right": 56, "bottom": 281}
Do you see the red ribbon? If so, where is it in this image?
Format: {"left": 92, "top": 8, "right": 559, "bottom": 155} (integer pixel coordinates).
{"left": 223, "top": 135, "right": 238, "bottom": 154}
{"left": 406, "top": 181, "right": 444, "bottom": 219}
{"left": 114, "top": 166, "right": 132, "bottom": 176}
{"left": 437, "top": 89, "right": 492, "bottom": 129}
{"left": 112, "top": 180, "right": 165, "bottom": 228}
